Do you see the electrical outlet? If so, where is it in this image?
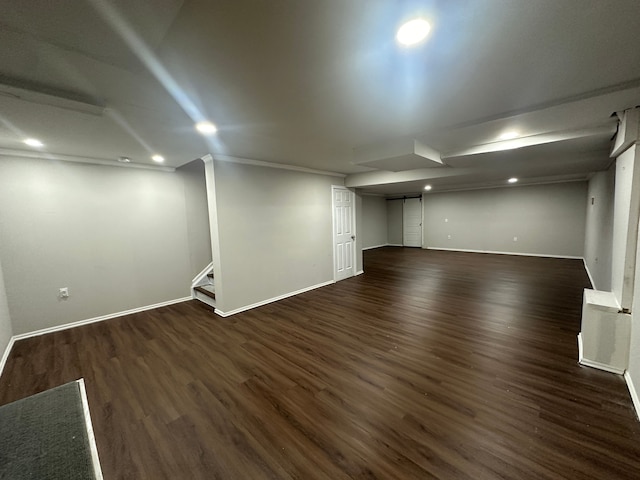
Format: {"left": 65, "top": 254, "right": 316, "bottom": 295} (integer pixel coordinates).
{"left": 447, "top": 234, "right": 451, "bottom": 240}
{"left": 444, "top": 218, "right": 448, "bottom": 223}
{"left": 513, "top": 236, "right": 518, "bottom": 242}
{"left": 59, "top": 287, "right": 69, "bottom": 298}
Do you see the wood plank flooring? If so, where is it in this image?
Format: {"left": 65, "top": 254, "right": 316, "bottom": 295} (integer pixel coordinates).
{"left": 2, "top": 247, "right": 640, "bottom": 479}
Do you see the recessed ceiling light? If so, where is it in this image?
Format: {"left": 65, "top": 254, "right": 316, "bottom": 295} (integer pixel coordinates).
{"left": 396, "top": 18, "right": 431, "bottom": 47}
{"left": 23, "top": 138, "right": 44, "bottom": 147}
{"left": 118, "top": 156, "right": 131, "bottom": 163}
{"left": 151, "top": 155, "right": 165, "bottom": 163}
{"left": 195, "top": 121, "right": 217, "bottom": 135}
{"left": 508, "top": 177, "right": 518, "bottom": 183}
{"left": 424, "top": 185, "right": 432, "bottom": 191}
{"left": 499, "top": 131, "right": 520, "bottom": 140}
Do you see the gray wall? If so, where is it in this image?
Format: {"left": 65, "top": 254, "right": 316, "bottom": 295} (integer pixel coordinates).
{"left": 361, "top": 195, "right": 388, "bottom": 249}
{"left": 177, "top": 159, "right": 212, "bottom": 278}
{"left": 213, "top": 160, "right": 343, "bottom": 313}
{"left": 584, "top": 166, "right": 615, "bottom": 290}
{"left": 387, "top": 199, "right": 403, "bottom": 246}
{"left": 0, "top": 157, "right": 196, "bottom": 334}
{"left": 0, "top": 255, "right": 13, "bottom": 367}
{"left": 423, "top": 182, "right": 588, "bottom": 257}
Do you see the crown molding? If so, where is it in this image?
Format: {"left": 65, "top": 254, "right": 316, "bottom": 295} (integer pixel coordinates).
{"left": 212, "top": 154, "right": 346, "bottom": 177}
{"left": 0, "top": 148, "right": 175, "bottom": 172}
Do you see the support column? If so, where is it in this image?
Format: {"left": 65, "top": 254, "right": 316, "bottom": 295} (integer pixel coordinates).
{"left": 201, "top": 154, "right": 224, "bottom": 313}
{"left": 579, "top": 108, "right": 639, "bottom": 374}
{"left": 611, "top": 109, "right": 640, "bottom": 311}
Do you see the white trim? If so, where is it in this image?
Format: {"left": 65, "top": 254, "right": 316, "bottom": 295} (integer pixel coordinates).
{"left": 193, "top": 290, "right": 216, "bottom": 308}
{"left": 583, "top": 258, "right": 596, "bottom": 288}
{"left": 78, "top": 379, "right": 104, "bottom": 480}
{"left": 355, "top": 270, "right": 365, "bottom": 276}
{"left": 12, "top": 296, "right": 192, "bottom": 341}
{"left": 387, "top": 244, "right": 404, "bottom": 247}
{"left": 0, "top": 336, "right": 16, "bottom": 382}
{"left": 0, "top": 148, "right": 175, "bottom": 172}
{"left": 214, "top": 280, "right": 335, "bottom": 317}
{"left": 362, "top": 244, "right": 388, "bottom": 251}
{"left": 577, "top": 333, "right": 584, "bottom": 362}
{"left": 213, "top": 154, "right": 346, "bottom": 178}
{"left": 578, "top": 346, "right": 626, "bottom": 374}
{"left": 624, "top": 371, "right": 640, "bottom": 420}
{"left": 192, "top": 262, "right": 214, "bottom": 287}
{"left": 425, "top": 247, "right": 583, "bottom": 260}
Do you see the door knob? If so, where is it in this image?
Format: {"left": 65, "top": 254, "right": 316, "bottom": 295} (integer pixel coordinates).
{"left": 351, "top": 235, "right": 356, "bottom": 240}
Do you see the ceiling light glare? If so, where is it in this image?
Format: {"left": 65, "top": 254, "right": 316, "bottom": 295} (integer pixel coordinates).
{"left": 396, "top": 18, "right": 431, "bottom": 47}
{"left": 508, "top": 177, "right": 518, "bottom": 184}
{"left": 424, "top": 185, "right": 432, "bottom": 191}
{"left": 499, "top": 131, "right": 519, "bottom": 140}
{"left": 195, "top": 121, "right": 218, "bottom": 135}
{"left": 151, "top": 154, "right": 165, "bottom": 163}
{"left": 23, "top": 138, "right": 44, "bottom": 147}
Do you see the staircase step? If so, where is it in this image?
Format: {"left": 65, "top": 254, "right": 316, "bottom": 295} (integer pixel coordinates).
{"left": 194, "top": 285, "right": 216, "bottom": 300}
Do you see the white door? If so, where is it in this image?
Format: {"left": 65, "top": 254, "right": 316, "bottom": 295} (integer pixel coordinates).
{"left": 333, "top": 186, "right": 355, "bottom": 281}
{"left": 403, "top": 197, "right": 422, "bottom": 247}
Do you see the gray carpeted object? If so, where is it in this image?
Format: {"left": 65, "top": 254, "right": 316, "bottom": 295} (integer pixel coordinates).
{"left": 0, "top": 380, "right": 99, "bottom": 480}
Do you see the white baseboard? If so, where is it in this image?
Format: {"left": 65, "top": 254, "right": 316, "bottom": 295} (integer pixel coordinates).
{"left": 355, "top": 270, "right": 364, "bottom": 276}
{"left": 362, "top": 244, "right": 388, "bottom": 251}
{"left": 425, "top": 247, "right": 583, "bottom": 260}
{"left": 12, "top": 296, "right": 192, "bottom": 342}
{"left": 215, "top": 280, "right": 335, "bottom": 317}
{"left": 387, "top": 244, "right": 403, "bottom": 247}
{"left": 578, "top": 333, "right": 624, "bottom": 375}
{"left": 577, "top": 333, "right": 583, "bottom": 362}
{"left": 624, "top": 371, "right": 640, "bottom": 421}
{"left": 0, "top": 336, "right": 16, "bottom": 381}
{"left": 578, "top": 334, "right": 626, "bottom": 375}
{"left": 583, "top": 258, "right": 596, "bottom": 289}
{"left": 579, "top": 356, "right": 626, "bottom": 375}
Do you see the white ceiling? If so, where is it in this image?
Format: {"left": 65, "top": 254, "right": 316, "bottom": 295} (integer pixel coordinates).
{"left": 1, "top": 0, "right": 639, "bottom": 194}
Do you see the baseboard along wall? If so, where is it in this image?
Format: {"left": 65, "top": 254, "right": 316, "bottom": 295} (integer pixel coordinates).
{"left": 425, "top": 246, "right": 583, "bottom": 260}
{"left": 0, "top": 336, "right": 16, "bottom": 382}
{"left": 0, "top": 296, "right": 191, "bottom": 381}
{"left": 215, "top": 280, "right": 335, "bottom": 317}
{"left": 625, "top": 372, "right": 640, "bottom": 421}
{"left": 582, "top": 259, "right": 596, "bottom": 289}
{"left": 362, "top": 244, "right": 388, "bottom": 251}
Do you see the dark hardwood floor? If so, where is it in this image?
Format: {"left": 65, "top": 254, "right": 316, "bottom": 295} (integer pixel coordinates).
{"left": 1, "top": 247, "right": 640, "bottom": 479}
